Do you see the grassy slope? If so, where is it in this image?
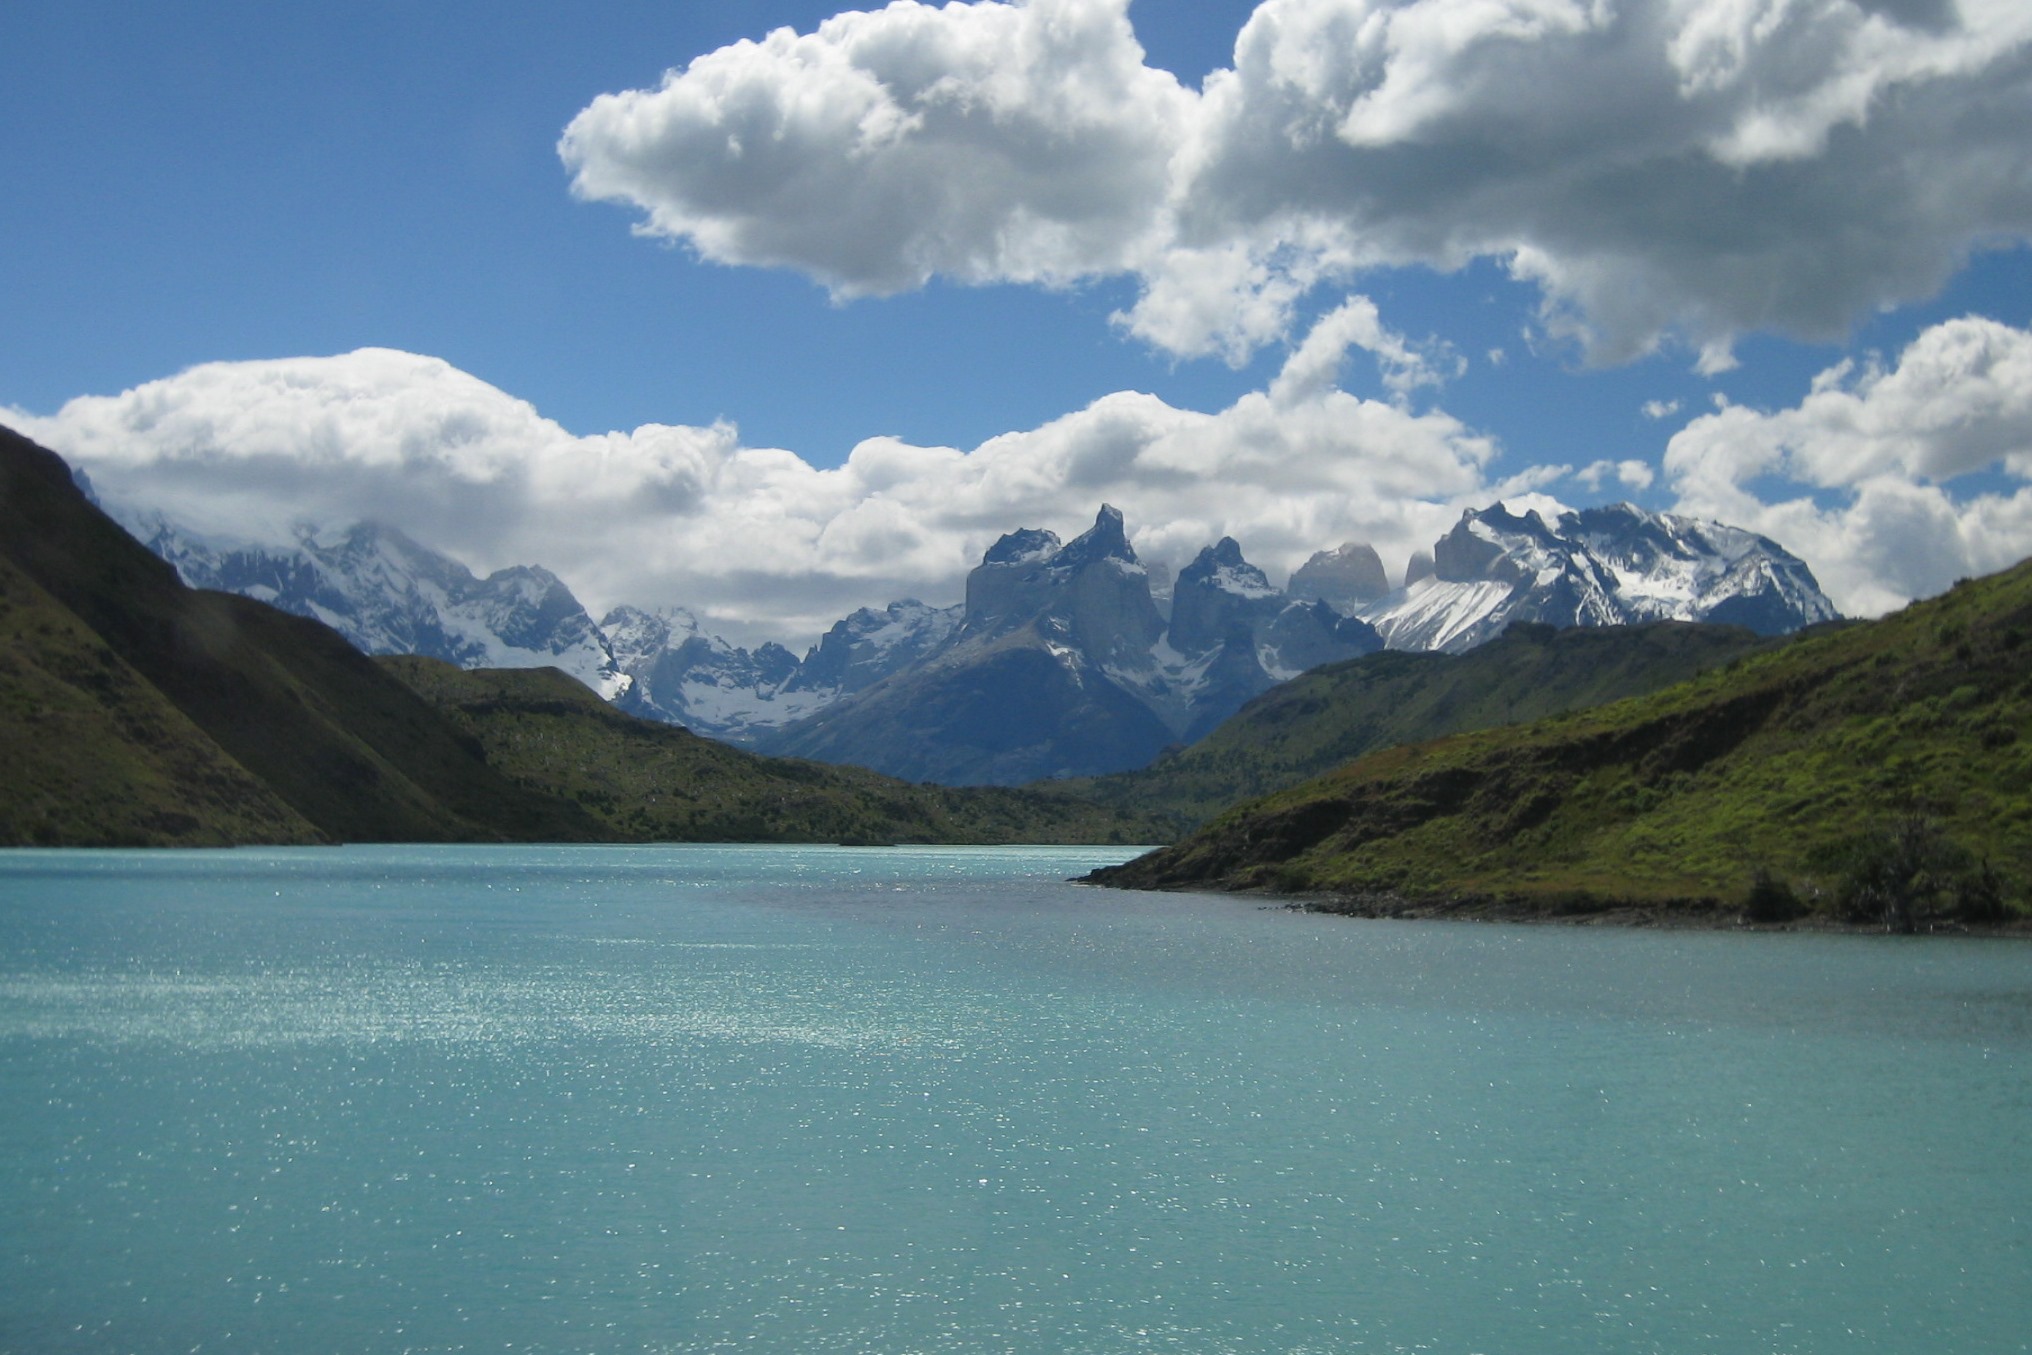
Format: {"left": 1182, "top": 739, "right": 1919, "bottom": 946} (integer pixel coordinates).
{"left": 0, "top": 554, "right": 322, "bottom": 845}
{"left": 1061, "top": 621, "right": 1773, "bottom": 829}
{"left": 1093, "top": 559, "right": 2032, "bottom": 916}
{"left": 382, "top": 657, "right": 1170, "bottom": 845}
{"left": 0, "top": 424, "right": 599, "bottom": 845}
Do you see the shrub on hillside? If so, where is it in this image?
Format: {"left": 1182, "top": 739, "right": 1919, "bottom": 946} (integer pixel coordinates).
{"left": 1742, "top": 867, "right": 1808, "bottom": 923}
{"left": 1826, "top": 816, "right": 2016, "bottom": 931}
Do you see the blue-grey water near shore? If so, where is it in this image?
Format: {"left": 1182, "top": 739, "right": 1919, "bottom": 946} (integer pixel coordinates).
{"left": 2, "top": 844, "right": 2027, "bottom": 1353}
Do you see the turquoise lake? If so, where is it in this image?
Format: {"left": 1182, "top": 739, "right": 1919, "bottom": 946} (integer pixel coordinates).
{"left": 1, "top": 843, "right": 2028, "bottom": 1353}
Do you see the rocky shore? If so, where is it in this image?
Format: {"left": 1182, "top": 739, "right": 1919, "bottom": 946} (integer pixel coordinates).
{"left": 1082, "top": 874, "right": 2032, "bottom": 936}
{"left": 1277, "top": 888, "right": 2032, "bottom": 936}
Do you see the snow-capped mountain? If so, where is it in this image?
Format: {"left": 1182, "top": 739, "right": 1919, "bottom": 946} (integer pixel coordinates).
{"left": 131, "top": 516, "right": 630, "bottom": 698}
{"left": 1354, "top": 503, "right": 1839, "bottom": 653}
{"left": 599, "top": 597, "right": 962, "bottom": 740}
{"left": 757, "top": 508, "right": 1385, "bottom": 781}
{"left": 114, "top": 493, "right": 1839, "bottom": 785}
{"left": 1288, "top": 541, "right": 1390, "bottom": 612}
{"left": 781, "top": 599, "right": 964, "bottom": 698}
{"left": 601, "top": 604, "right": 809, "bottom": 737}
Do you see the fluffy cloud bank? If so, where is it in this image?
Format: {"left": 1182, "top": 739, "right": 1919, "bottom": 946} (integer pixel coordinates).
{"left": 7, "top": 315, "right": 1502, "bottom": 644}
{"left": 562, "top": 0, "right": 2032, "bottom": 365}
{"left": 15, "top": 316, "right": 2031, "bottom": 637}
{"left": 1666, "top": 316, "right": 2032, "bottom": 616}
{"left": 559, "top": 0, "right": 1187, "bottom": 294}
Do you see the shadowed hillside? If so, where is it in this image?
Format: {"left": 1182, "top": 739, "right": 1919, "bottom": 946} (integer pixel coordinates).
{"left": 0, "top": 424, "right": 597, "bottom": 845}
{"left": 380, "top": 657, "right": 1169, "bottom": 845}
{"left": 0, "top": 551, "right": 321, "bottom": 845}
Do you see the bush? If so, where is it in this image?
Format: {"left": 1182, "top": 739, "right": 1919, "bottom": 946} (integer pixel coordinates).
{"left": 1955, "top": 858, "right": 2013, "bottom": 924}
{"left": 1834, "top": 816, "right": 1950, "bottom": 931}
{"left": 1830, "top": 815, "right": 2013, "bottom": 931}
{"left": 1742, "top": 867, "right": 1808, "bottom": 923}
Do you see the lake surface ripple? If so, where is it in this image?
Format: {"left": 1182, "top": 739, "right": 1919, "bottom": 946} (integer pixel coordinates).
{"left": 2, "top": 844, "right": 2028, "bottom": 1353}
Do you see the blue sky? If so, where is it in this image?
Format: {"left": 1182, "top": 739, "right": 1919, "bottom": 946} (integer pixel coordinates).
{"left": 5, "top": 1, "right": 2031, "bottom": 643}
{"left": 3, "top": 1, "right": 1262, "bottom": 453}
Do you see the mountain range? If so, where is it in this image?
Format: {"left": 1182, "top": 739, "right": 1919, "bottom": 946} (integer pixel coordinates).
{"left": 125, "top": 514, "right": 631, "bottom": 699}
{"left": 0, "top": 425, "right": 1163, "bottom": 848}
{"left": 121, "top": 496, "right": 1840, "bottom": 785}
{"left": 751, "top": 507, "right": 1388, "bottom": 782}
{"left": 1360, "top": 502, "right": 1838, "bottom": 651}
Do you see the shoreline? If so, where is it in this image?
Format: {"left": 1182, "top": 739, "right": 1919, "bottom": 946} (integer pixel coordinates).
{"left": 1277, "top": 888, "right": 2032, "bottom": 936}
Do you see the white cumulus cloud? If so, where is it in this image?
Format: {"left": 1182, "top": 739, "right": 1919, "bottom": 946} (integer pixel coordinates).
{"left": 559, "top": 0, "right": 1189, "bottom": 295}
{"left": 1575, "top": 458, "right": 1657, "bottom": 492}
{"left": 7, "top": 322, "right": 1500, "bottom": 646}
{"left": 563, "top": 0, "right": 2032, "bottom": 366}
{"left": 1665, "top": 315, "right": 2032, "bottom": 615}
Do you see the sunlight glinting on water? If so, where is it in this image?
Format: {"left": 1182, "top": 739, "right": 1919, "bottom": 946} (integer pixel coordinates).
{"left": 2, "top": 844, "right": 2028, "bottom": 1354}
{"left": 0, "top": 956, "right": 969, "bottom": 1054}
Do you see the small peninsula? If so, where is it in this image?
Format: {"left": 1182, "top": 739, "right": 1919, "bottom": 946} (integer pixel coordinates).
{"left": 1088, "top": 556, "right": 2032, "bottom": 934}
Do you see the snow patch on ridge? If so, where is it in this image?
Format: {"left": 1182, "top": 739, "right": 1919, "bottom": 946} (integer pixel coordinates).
{"left": 1361, "top": 578, "right": 1518, "bottom": 652}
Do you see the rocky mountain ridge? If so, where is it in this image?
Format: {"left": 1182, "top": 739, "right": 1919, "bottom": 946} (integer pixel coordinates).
{"left": 128, "top": 515, "right": 631, "bottom": 698}
{"left": 751, "top": 507, "right": 1387, "bottom": 782}
{"left": 121, "top": 495, "right": 1838, "bottom": 783}
{"left": 1352, "top": 502, "right": 1838, "bottom": 652}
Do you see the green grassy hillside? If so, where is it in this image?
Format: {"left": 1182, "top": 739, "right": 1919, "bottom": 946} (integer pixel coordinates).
{"left": 1062, "top": 620, "right": 1773, "bottom": 829}
{"left": 1092, "top": 560, "right": 2032, "bottom": 929}
{"left": 382, "top": 657, "right": 1168, "bottom": 845}
{"left": 0, "top": 553, "right": 322, "bottom": 845}
{"left": 1, "top": 424, "right": 596, "bottom": 845}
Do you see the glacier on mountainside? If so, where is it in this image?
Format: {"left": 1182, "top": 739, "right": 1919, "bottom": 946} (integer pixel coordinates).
{"left": 1354, "top": 503, "right": 1839, "bottom": 653}
{"left": 130, "top": 515, "right": 631, "bottom": 698}
{"left": 605, "top": 598, "right": 960, "bottom": 740}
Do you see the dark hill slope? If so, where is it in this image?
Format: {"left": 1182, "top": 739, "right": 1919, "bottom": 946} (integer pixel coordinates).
{"left": 0, "top": 424, "right": 598, "bottom": 845}
{"left": 0, "top": 551, "right": 321, "bottom": 845}
{"left": 381, "top": 657, "right": 1168, "bottom": 845}
{"left": 1061, "top": 620, "right": 1774, "bottom": 829}
{"left": 1091, "top": 559, "right": 2032, "bottom": 925}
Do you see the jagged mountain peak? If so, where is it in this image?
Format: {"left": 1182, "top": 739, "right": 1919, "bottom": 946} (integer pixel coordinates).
{"left": 1179, "top": 537, "right": 1274, "bottom": 597}
{"left": 779, "top": 598, "right": 961, "bottom": 698}
{"left": 982, "top": 527, "right": 1061, "bottom": 566}
{"left": 1288, "top": 541, "right": 1389, "bottom": 610}
{"left": 1435, "top": 502, "right": 1565, "bottom": 584}
{"left": 126, "top": 512, "right": 629, "bottom": 698}
{"left": 1188, "top": 536, "right": 1245, "bottom": 570}
{"left": 1054, "top": 503, "right": 1139, "bottom": 570}
{"left": 602, "top": 604, "right": 712, "bottom": 675}
{"left": 964, "top": 505, "right": 1156, "bottom": 644}
{"left": 1361, "top": 501, "right": 1839, "bottom": 652}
